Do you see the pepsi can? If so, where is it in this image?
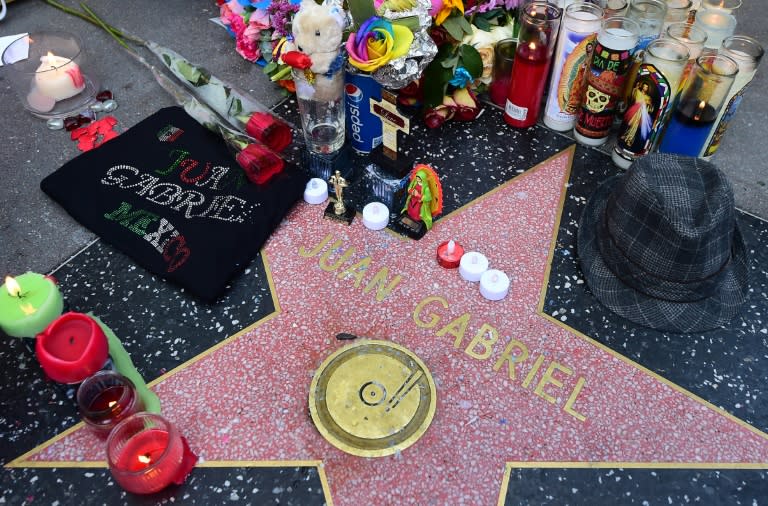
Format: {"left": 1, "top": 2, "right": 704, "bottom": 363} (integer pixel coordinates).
{"left": 344, "top": 71, "right": 383, "bottom": 154}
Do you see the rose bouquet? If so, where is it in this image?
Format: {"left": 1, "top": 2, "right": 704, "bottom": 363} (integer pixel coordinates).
{"left": 421, "top": 0, "right": 519, "bottom": 128}
{"left": 346, "top": 0, "right": 437, "bottom": 89}
{"left": 218, "top": 0, "right": 300, "bottom": 91}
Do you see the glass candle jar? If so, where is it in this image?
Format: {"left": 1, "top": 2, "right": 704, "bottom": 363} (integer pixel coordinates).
{"left": 657, "top": 53, "right": 738, "bottom": 155}
{"left": 574, "top": 16, "right": 641, "bottom": 146}
{"left": 489, "top": 39, "right": 517, "bottom": 107}
{"left": 694, "top": 8, "right": 737, "bottom": 50}
{"left": 700, "top": 0, "right": 741, "bottom": 13}
{"left": 662, "top": 0, "right": 693, "bottom": 31}
{"left": 612, "top": 38, "right": 689, "bottom": 167}
{"left": 544, "top": 2, "right": 604, "bottom": 131}
{"left": 627, "top": 0, "right": 668, "bottom": 50}
{"left": 1, "top": 31, "right": 99, "bottom": 119}
{"left": 77, "top": 371, "right": 144, "bottom": 435}
{"left": 700, "top": 35, "right": 764, "bottom": 157}
{"left": 107, "top": 413, "right": 195, "bottom": 494}
{"left": 504, "top": 1, "right": 563, "bottom": 128}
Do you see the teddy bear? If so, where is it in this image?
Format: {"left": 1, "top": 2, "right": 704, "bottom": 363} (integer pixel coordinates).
{"left": 281, "top": 0, "right": 346, "bottom": 76}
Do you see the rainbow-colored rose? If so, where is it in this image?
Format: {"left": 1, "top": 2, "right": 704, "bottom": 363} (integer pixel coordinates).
{"left": 346, "top": 17, "right": 414, "bottom": 73}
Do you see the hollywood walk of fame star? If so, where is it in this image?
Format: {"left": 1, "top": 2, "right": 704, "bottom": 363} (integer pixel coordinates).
{"left": 13, "top": 147, "right": 768, "bottom": 505}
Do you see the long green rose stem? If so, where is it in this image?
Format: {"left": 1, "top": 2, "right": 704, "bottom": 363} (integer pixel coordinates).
{"left": 42, "top": 0, "right": 144, "bottom": 45}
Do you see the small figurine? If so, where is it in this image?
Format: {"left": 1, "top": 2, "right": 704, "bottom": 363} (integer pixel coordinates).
{"left": 324, "top": 170, "right": 355, "bottom": 225}
{"left": 395, "top": 164, "right": 443, "bottom": 239}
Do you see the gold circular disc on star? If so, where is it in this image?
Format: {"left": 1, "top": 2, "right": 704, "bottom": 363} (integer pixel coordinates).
{"left": 309, "top": 339, "right": 437, "bottom": 457}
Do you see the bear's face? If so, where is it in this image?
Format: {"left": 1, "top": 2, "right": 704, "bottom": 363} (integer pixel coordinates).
{"left": 292, "top": 2, "right": 344, "bottom": 57}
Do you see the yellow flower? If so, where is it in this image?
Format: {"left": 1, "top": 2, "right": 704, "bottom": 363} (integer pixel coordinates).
{"left": 435, "top": 0, "right": 464, "bottom": 26}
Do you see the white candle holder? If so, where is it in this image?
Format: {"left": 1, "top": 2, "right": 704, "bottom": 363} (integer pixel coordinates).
{"left": 1, "top": 31, "right": 99, "bottom": 119}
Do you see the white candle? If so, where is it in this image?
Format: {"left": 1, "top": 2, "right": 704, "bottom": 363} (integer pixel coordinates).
{"left": 34, "top": 52, "right": 86, "bottom": 102}
{"left": 303, "top": 178, "right": 328, "bottom": 204}
{"left": 362, "top": 202, "right": 389, "bottom": 230}
{"left": 544, "top": 2, "right": 603, "bottom": 131}
{"left": 701, "top": 0, "right": 741, "bottom": 14}
{"left": 695, "top": 9, "right": 737, "bottom": 49}
{"left": 479, "top": 269, "right": 511, "bottom": 301}
{"left": 459, "top": 252, "right": 489, "bottom": 282}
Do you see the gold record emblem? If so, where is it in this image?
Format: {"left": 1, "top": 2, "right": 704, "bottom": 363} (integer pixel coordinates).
{"left": 309, "top": 340, "right": 437, "bottom": 457}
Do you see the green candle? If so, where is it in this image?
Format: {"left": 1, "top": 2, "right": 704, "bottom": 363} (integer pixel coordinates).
{"left": 0, "top": 272, "right": 64, "bottom": 338}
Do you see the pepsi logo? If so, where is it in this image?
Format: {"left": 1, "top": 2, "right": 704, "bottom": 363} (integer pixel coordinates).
{"left": 345, "top": 83, "right": 363, "bottom": 103}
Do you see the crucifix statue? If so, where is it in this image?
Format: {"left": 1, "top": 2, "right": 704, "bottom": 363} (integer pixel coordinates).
{"left": 370, "top": 90, "right": 410, "bottom": 161}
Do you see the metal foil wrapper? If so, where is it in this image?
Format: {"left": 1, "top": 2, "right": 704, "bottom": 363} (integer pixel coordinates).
{"left": 372, "top": 31, "right": 437, "bottom": 89}
{"left": 366, "top": 0, "right": 437, "bottom": 89}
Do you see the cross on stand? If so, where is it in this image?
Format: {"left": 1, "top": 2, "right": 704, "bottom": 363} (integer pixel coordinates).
{"left": 370, "top": 90, "right": 410, "bottom": 163}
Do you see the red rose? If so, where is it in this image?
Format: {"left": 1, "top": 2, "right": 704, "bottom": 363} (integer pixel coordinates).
{"left": 235, "top": 144, "right": 285, "bottom": 184}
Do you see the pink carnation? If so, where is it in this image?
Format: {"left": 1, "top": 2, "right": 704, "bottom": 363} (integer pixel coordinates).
{"left": 236, "top": 33, "right": 261, "bottom": 62}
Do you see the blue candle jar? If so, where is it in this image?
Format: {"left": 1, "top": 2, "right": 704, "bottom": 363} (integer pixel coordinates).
{"left": 657, "top": 53, "right": 738, "bottom": 156}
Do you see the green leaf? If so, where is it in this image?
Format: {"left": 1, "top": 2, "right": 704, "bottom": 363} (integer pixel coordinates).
{"left": 348, "top": 0, "right": 376, "bottom": 31}
{"left": 263, "top": 61, "right": 278, "bottom": 74}
{"left": 441, "top": 55, "right": 459, "bottom": 68}
{"left": 441, "top": 16, "right": 465, "bottom": 42}
{"left": 473, "top": 16, "right": 491, "bottom": 32}
{"left": 392, "top": 16, "right": 419, "bottom": 32}
{"left": 175, "top": 60, "right": 202, "bottom": 85}
{"left": 423, "top": 60, "right": 453, "bottom": 108}
{"left": 162, "top": 54, "right": 172, "bottom": 67}
{"left": 459, "top": 44, "right": 483, "bottom": 79}
{"left": 457, "top": 14, "right": 473, "bottom": 35}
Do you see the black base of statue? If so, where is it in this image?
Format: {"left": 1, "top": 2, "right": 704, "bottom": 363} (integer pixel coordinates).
{"left": 368, "top": 145, "right": 413, "bottom": 179}
{"left": 324, "top": 200, "right": 355, "bottom": 225}
{"left": 393, "top": 212, "right": 427, "bottom": 240}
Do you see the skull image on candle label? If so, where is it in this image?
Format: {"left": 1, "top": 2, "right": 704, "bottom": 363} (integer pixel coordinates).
{"left": 585, "top": 85, "right": 610, "bottom": 113}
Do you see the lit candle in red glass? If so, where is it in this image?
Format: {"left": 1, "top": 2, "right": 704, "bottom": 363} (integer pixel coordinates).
{"left": 504, "top": 2, "right": 562, "bottom": 128}
{"left": 77, "top": 371, "right": 144, "bottom": 435}
{"left": 107, "top": 413, "right": 198, "bottom": 494}
{"left": 35, "top": 312, "right": 109, "bottom": 384}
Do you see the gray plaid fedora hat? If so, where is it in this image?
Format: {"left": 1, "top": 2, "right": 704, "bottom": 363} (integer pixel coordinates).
{"left": 578, "top": 153, "right": 749, "bottom": 333}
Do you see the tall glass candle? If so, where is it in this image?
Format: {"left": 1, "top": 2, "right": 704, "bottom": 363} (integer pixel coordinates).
{"left": 694, "top": 9, "right": 736, "bottom": 50}
{"left": 0, "top": 273, "right": 64, "bottom": 338}
{"left": 107, "top": 413, "right": 197, "bottom": 494}
{"left": 701, "top": 35, "right": 763, "bottom": 158}
{"left": 544, "top": 2, "right": 604, "bottom": 131}
{"left": 665, "top": 22, "right": 708, "bottom": 87}
{"left": 489, "top": 39, "right": 517, "bottom": 107}
{"left": 701, "top": 0, "right": 741, "bottom": 13}
{"left": 612, "top": 38, "right": 689, "bottom": 168}
{"left": 658, "top": 53, "right": 738, "bottom": 155}
{"left": 662, "top": 0, "right": 693, "bottom": 31}
{"left": 627, "top": 0, "right": 667, "bottom": 50}
{"left": 36, "top": 312, "right": 110, "bottom": 384}
{"left": 504, "top": 2, "right": 563, "bottom": 128}
{"left": 574, "top": 16, "right": 640, "bottom": 145}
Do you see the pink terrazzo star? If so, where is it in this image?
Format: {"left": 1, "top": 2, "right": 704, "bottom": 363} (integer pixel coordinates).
{"left": 18, "top": 147, "right": 768, "bottom": 504}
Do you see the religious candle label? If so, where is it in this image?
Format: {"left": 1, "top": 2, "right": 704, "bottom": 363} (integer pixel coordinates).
{"left": 703, "top": 83, "right": 750, "bottom": 157}
{"left": 41, "top": 107, "right": 308, "bottom": 302}
{"left": 544, "top": 34, "right": 597, "bottom": 125}
{"left": 576, "top": 41, "right": 635, "bottom": 140}
{"left": 615, "top": 64, "right": 672, "bottom": 156}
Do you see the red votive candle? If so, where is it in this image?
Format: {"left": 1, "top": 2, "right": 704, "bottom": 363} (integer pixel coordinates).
{"left": 35, "top": 312, "right": 109, "bottom": 384}
{"left": 504, "top": 2, "right": 562, "bottom": 128}
{"left": 77, "top": 371, "right": 144, "bottom": 435}
{"left": 437, "top": 240, "right": 465, "bottom": 269}
{"left": 107, "top": 413, "right": 198, "bottom": 494}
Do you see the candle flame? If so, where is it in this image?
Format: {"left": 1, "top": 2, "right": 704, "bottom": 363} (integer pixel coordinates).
{"left": 528, "top": 41, "right": 536, "bottom": 51}
{"left": 138, "top": 454, "right": 152, "bottom": 464}
{"left": 447, "top": 240, "right": 455, "bottom": 254}
{"left": 108, "top": 400, "right": 117, "bottom": 408}
{"left": 19, "top": 303, "right": 37, "bottom": 316}
{"left": 4, "top": 276, "right": 21, "bottom": 297}
{"left": 694, "top": 100, "right": 706, "bottom": 121}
